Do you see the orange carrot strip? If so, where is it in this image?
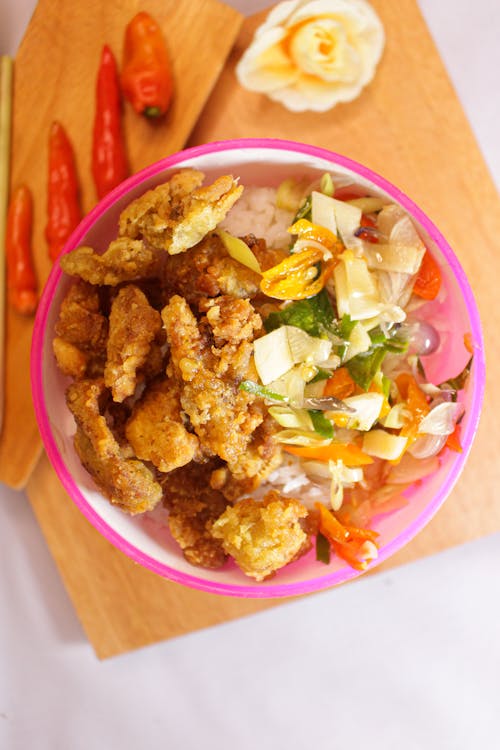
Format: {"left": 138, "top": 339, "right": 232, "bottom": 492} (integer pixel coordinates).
{"left": 285, "top": 442, "right": 373, "bottom": 466}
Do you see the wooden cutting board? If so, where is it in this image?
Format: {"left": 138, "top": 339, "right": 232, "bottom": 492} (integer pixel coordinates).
{"left": 25, "top": 0, "right": 500, "bottom": 659}
{"left": 0, "top": 0, "right": 243, "bottom": 488}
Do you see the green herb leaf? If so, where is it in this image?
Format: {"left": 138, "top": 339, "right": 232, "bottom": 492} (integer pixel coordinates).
{"left": 239, "top": 380, "right": 288, "bottom": 402}
{"left": 308, "top": 410, "right": 334, "bottom": 438}
{"left": 293, "top": 194, "right": 312, "bottom": 222}
{"left": 264, "top": 288, "right": 335, "bottom": 338}
{"left": 316, "top": 532, "right": 331, "bottom": 565}
{"left": 346, "top": 346, "right": 387, "bottom": 391}
{"left": 309, "top": 367, "right": 333, "bottom": 383}
{"left": 346, "top": 326, "right": 410, "bottom": 391}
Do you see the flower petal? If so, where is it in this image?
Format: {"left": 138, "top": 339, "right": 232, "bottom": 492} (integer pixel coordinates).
{"left": 236, "top": 0, "right": 385, "bottom": 112}
{"left": 237, "top": 28, "right": 299, "bottom": 92}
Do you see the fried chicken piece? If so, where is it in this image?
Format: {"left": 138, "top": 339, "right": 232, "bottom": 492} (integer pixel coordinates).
{"left": 161, "top": 460, "right": 230, "bottom": 569}
{"left": 118, "top": 169, "right": 243, "bottom": 255}
{"left": 125, "top": 378, "right": 200, "bottom": 473}
{"left": 60, "top": 237, "right": 164, "bottom": 286}
{"left": 240, "top": 234, "right": 288, "bottom": 271}
{"left": 210, "top": 490, "right": 311, "bottom": 581}
{"left": 162, "top": 294, "right": 264, "bottom": 468}
{"left": 104, "top": 284, "right": 162, "bottom": 403}
{"left": 66, "top": 378, "right": 162, "bottom": 514}
{"left": 138, "top": 327, "right": 168, "bottom": 383}
{"left": 74, "top": 429, "right": 162, "bottom": 515}
{"left": 162, "top": 232, "right": 261, "bottom": 304}
{"left": 53, "top": 280, "right": 108, "bottom": 379}
{"left": 210, "top": 415, "right": 283, "bottom": 500}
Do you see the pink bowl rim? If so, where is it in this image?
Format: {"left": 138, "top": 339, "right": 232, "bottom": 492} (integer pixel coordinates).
{"left": 31, "top": 137, "right": 485, "bottom": 598}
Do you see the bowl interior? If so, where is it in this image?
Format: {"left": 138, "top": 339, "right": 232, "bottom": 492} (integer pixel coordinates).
{"left": 32, "top": 140, "right": 485, "bottom": 597}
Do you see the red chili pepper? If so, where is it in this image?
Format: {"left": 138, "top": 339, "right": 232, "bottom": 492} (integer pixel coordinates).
{"left": 356, "top": 214, "right": 379, "bottom": 244}
{"left": 413, "top": 249, "right": 441, "bottom": 300}
{"left": 121, "top": 12, "right": 173, "bottom": 119}
{"left": 45, "top": 121, "right": 82, "bottom": 263}
{"left": 92, "top": 45, "right": 128, "bottom": 200}
{"left": 6, "top": 185, "right": 37, "bottom": 315}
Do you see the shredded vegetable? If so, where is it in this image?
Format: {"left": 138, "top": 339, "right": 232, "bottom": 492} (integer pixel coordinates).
{"left": 235, "top": 174, "right": 472, "bottom": 574}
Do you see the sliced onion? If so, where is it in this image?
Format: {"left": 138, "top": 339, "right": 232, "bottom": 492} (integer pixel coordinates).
{"left": 302, "top": 396, "right": 355, "bottom": 413}
{"left": 408, "top": 433, "right": 448, "bottom": 458}
{"left": 268, "top": 406, "right": 312, "bottom": 430}
{"left": 275, "top": 429, "right": 331, "bottom": 446}
{"left": 377, "top": 270, "right": 413, "bottom": 307}
{"left": 388, "top": 453, "right": 440, "bottom": 484}
{"left": 347, "top": 196, "right": 388, "bottom": 213}
{"left": 419, "top": 401, "right": 464, "bottom": 435}
{"left": 292, "top": 238, "right": 332, "bottom": 255}
{"left": 285, "top": 325, "right": 332, "bottom": 365}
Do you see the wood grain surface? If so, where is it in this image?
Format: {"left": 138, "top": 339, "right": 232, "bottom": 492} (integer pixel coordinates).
{"left": 0, "top": 0, "right": 242, "bottom": 488}
{"left": 24, "top": 0, "right": 500, "bottom": 658}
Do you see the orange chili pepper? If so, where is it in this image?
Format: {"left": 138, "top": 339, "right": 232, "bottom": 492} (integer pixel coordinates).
{"left": 260, "top": 247, "right": 331, "bottom": 300}
{"left": 92, "top": 45, "right": 129, "bottom": 200}
{"left": 288, "top": 218, "right": 341, "bottom": 250}
{"left": 396, "top": 373, "right": 429, "bottom": 440}
{"left": 412, "top": 249, "right": 441, "bottom": 300}
{"left": 121, "top": 12, "right": 173, "bottom": 119}
{"left": 284, "top": 442, "right": 373, "bottom": 466}
{"left": 323, "top": 367, "right": 356, "bottom": 400}
{"left": 463, "top": 332, "right": 474, "bottom": 355}
{"left": 45, "top": 121, "right": 82, "bottom": 263}
{"left": 315, "top": 502, "right": 379, "bottom": 571}
{"left": 445, "top": 422, "right": 463, "bottom": 453}
{"left": 6, "top": 185, "right": 37, "bottom": 315}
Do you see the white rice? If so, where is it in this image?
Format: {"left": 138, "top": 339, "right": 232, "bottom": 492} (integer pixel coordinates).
{"left": 262, "top": 456, "right": 329, "bottom": 510}
{"left": 219, "top": 186, "right": 294, "bottom": 249}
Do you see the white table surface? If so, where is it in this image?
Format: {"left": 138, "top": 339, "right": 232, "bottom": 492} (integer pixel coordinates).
{"left": 1, "top": 2, "right": 500, "bottom": 748}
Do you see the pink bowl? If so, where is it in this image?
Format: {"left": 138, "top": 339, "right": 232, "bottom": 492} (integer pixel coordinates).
{"left": 31, "top": 138, "right": 485, "bottom": 598}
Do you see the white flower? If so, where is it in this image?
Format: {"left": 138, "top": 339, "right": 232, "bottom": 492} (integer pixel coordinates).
{"left": 236, "top": 0, "right": 385, "bottom": 112}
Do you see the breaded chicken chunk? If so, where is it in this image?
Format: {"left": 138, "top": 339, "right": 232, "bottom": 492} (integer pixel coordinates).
{"left": 53, "top": 280, "right": 108, "bottom": 379}
{"left": 210, "top": 414, "right": 283, "bottom": 499}
{"left": 211, "top": 491, "right": 311, "bottom": 581}
{"left": 162, "top": 294, "right": 264, "bottom": 468}
{"left": 74, "top": 429, "right": 162, "bottom": 515}
{"left": 104, "top": 284, "right": 162, "bottom": 403}
{"left": 118, "top": 169, "right": 243, "bottom": 255}
{"left": 125, "top": 378, "right": 200, "bottom": 473}
{"left": 161, "top": 460, "right": 230, "bottom": 569}
{"left": 66, "top": 378, "right": 162, "bottom": 514}
{"left": 60, "top": 237, "right": 164, "bottom": 286}
{"left": 162, "top": 232, "right": 261, "bottom": 304}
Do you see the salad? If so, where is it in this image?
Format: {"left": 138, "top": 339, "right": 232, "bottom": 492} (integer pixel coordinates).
{"left": 221, "top": 172, "right": 472, "bottom": 570}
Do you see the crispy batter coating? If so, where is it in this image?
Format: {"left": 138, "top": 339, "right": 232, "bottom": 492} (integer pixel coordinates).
{"left": 162, "top": 294, "right": 264, "bottom": 468}
{"left": 240, "top": 234, "right": 288, "bottom": 271}
{"left": 162, "top": 232, "right": 261, "bottom": 303}
{"left": 210, "top": 415, "right": 283, "bottom": 499}
{"left": 161, "top": 461, "right": 230, "bottom": 569}
{"left": 104, "top": 284, "right": 162, "bottom": 403}
{"left": 211, "top": 490, "right": 311, "bottom": 581}
{"left": 74, "top": 428, "right": 162, "bottom": 515}
{"left": 53, "top": 280, "right": 108, "bottom": 378}
{"left": 119, "top": 170, "right": 243, "bottom": 255}
{"left": 66, "top": 378, "right": 162, "bottom": 514}
{"left": 60, "top": 237, "right": 164, "bottom": 286}
{"left": 125, "top": 378, "right": 200, "bottom": 473}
